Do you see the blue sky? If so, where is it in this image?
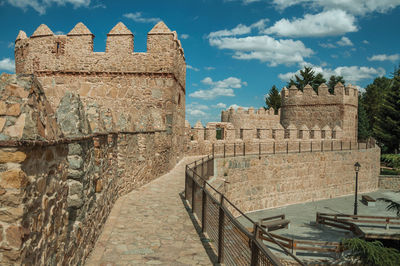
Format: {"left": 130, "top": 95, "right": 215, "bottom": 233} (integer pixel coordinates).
{"left": 0, "top": 0, "right": 399, "bottom": 126}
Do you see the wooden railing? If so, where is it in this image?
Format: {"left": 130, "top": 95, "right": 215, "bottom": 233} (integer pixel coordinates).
{"left": 317, "top": 212, "right": 400, "bottom": 236}
{"left": 258, "top": 232, "right": 343, "bottom": 257}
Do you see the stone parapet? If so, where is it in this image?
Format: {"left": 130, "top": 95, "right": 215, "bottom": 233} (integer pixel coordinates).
{"left": 213, "top": 147, "right": 380, "bottom": 213}
{"left": 378, "top": 175, "right": 400, "bottom": 190}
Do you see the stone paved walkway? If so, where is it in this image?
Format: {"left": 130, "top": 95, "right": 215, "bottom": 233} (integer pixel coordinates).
{"left": 85, "top": 157, "right": 213, "bottom": 266}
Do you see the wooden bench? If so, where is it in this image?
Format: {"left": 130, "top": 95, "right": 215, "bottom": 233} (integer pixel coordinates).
{"left": 259, "top": 214, "right": 290, "bottom": 232}
{"left": 362, "top": 195, "right": 376, "bottom": 206}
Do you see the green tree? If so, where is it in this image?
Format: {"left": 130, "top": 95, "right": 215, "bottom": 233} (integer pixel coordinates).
{"left": 373, "top": 68, "right": 400, "bottom": 153}
{"left": 361, "top": 76, "right": 391, "bottom": 132}
{"left": 287, "top": 66, "right": 326, "bottom": 93}
{"left": 265, "top": 85, "right": 281, "bottom": 114}
{"left": 358, "top": 96, "right": 371, "bottom": 141}
{"left": 343, "top": 238, "right": 400, "bottom": 266}
{"left": 328, "top": 75, "right": 345, "bottom": 94}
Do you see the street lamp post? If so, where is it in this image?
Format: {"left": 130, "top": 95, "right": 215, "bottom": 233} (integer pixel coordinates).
{"left": 354, "top": 162, "right": 361, "bottom": 216}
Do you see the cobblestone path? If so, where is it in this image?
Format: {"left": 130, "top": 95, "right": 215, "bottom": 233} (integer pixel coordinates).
{"left": 85, "top": 157, "right": 212, "bottom": 265}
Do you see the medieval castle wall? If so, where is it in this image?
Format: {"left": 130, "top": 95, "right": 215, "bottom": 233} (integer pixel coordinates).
{"left": 0, "top": 21, "right": 186, "bottom": 265}
{"left": 0, "top": 21, "right": 380, "bottom": 266}
{"left": 187, "top": 81, "right": 358, "bottom": 155}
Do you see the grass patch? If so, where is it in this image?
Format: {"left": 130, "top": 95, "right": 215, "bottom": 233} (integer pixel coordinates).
{"left": 380, "top": 168, "right": 400, "bottom": 175}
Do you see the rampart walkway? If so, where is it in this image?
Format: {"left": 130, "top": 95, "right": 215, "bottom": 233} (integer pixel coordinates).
{"left": 86, "top": 157, "right": 212, "bottom": 265}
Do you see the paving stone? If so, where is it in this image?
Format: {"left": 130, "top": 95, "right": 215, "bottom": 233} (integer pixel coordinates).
{"left": 86, "top": 157, "right": 212, "bottom": 265}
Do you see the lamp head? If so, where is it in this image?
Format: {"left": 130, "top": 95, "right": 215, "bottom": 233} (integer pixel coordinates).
{"left": 354, "top": 162, "right": 361, "bottom": 172}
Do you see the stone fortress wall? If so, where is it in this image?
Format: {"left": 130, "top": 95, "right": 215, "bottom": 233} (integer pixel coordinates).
{"left": 0, "top": 21, "right": 186, "bottom": 265}
{"left": 186, "top": 82, "right": 359, "bottom": 155}
{"left": 0, "top": 21, "right": 381, "bottom": 266}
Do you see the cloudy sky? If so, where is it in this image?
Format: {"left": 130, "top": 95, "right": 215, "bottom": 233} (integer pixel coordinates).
{"left": 0, "top": 0, "right": 399, "bottom": 125}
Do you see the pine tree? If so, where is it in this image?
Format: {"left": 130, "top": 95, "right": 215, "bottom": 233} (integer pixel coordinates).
{"left": 358, "top": 96, "right": 371, "bottom": 141}
{"left": 373, "top": 69, "right": 400, "bottom": 153}
{"left": 287, "top": 66, "right": 326, "bottom": 93}
{"left": 265, "top": 85, "right": 281, "bottom": 114}
{"left": 361, "top": 76, "right": 391, "bottom": 132}
{"left": 328, "top": 75, "right": 345, "bottom": 94}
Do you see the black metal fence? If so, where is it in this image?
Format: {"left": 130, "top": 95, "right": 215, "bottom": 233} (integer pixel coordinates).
{"left": 185, "top": 156, "right": 305, "bottom": 266}
{"left": 210, "top": 140, "right": 373, "bottom": 159}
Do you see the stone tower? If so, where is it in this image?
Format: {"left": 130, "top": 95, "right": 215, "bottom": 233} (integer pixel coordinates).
{"left": 280, "top": 83, "right": 358, "bottom": 141}
{"left": 14, "top": 21, "right": 186, "bottom": 163}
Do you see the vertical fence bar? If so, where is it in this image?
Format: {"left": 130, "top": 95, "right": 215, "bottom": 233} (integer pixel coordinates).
{"left": 234, "top": 143, "right": 236, "bottom": 157}
{"left": 218, "top": 195, "right": 225, "bottom": 264}
{"left": 299, "top": 142, "right": 301, "bottom": 153}
{"left": 259, "top": 142, "right": 261, "bottom": 159}
{"left": 350, "top": 141, "right": 352, "bottom": 150}
{"left": 341, "top": 140, "right": 343, "bottom": 150}
{"left": 273, "top": 142, "right": 276, "bottom": 154}
{"left": 201, "top": 181, "right": 206, "bottom": 233}
{"left": 243, "top": 143, "right": 246, "bottom": 156}
{"left": 201, "top": 158, "right": 204, "bottom": 178}
{"left": 321, "top": 140, "right": 323, "bottom": 152}
{"left": 286, "top": 142, "right": 289, "bottom": 154}
{"left": 311, "top": 141, "right": 313, "bottom": 152}
{"left": 223, "top": 143, "right": 226, "bottom": 158}
{"left": 185, "top": 166, "right": 188, "bottom": 200}
{"left": 331, "top": 141, "right": 333, "bottom": 151}
{"left": 250, "top": 223, "right": 260, "bottom": 266}
{"left": 212, "top": 143, "right": 215, "bottom": 157}
{"left": 191, "top": 177, "right": 195, "bottom": 213}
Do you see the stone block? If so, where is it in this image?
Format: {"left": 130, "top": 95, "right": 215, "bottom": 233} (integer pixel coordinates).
{"left": 0, "top": 150, "right": 26, "bottom": 163}
{"left": 6, "top": 103, "right": 21, "bottom": 116}
{"left": 68, "top": 155, "right": 83, "bottom": 170}
{"left": 6, "top": 225, "right": 23, "bottom": 248}
{"left": 0, "top": 169, "right": 28, "bottom": 189}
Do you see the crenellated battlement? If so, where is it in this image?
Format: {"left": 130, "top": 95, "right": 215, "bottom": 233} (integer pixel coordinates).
{"left": 188, "top": 121, "right": 343, "bottom": 143}
{"left": 281, "top": 83, "right": 358, "bottom": 107}
{"left": 14, "top": 22, "right": 186, "bottom": 89}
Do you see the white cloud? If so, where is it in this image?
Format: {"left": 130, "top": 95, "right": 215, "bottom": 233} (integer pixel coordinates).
{"left": 123, "top": 12, "right": 160, "bottom": 23}
{"left": 229, "top": 104, "right": 249, "bottom": 110}
{"left": 272, "top": 0, "right": 400, "bottom": 16}
{"left": 6, "top": 0, "right": 90, "bottom": 15}
{"left": 265, "top": 9, "right": 357, "bottom": 37}
{"left": 187, "top": 65, "right": 199, "bottom": 71}
{"left": 224, "top": 0, "right": 262, "bottom": 4}
{"left": 212, "top": 103, "right": 227, "bottom": 108}
{"left": 180, "top": 34, "right": 189, "bottom": 39}
{"left": 278, "top": 65, "right": 386, "bottom": 84}
{"left": 208, "top": 18, "right": 268, "bottom": 38}
{"left": 362, "top": 40, "right": 369, "bottom": 44}
{"left": 337, "top": 36, "right": 353, "bottom": 46}
{"left": 319, "top": 42, "right": 336, "bottom": 48}
{"left": 54, "top": 31, "right": 65, "bottom": 35}
{"left": 189, "top": 77, "right": 247, "bottom": 100}
{"left": 367, "top": 54, "right": 400, "bottom": 63}
{"left": 0, "top": 58, "right": 15, "bottom": 72}
{"left": 186, "top": 102, "right": 209, "bottom": 117}
{"left": 204, "top": 66, "right": 215, "bottom": 71}
{"left": 209, "top": 35, "right": 313, "bottom": 66}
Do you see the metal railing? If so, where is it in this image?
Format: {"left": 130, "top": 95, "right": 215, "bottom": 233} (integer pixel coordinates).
{"left": 210, "top": 140, "right": 373, "bottom": 159}
{"left": 185, "top": 156, "right": 305, "bottom": 266}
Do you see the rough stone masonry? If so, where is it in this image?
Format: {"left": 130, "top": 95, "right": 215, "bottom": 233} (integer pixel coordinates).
{"left": 0, "top": 20, "right": 381, "bottom": 266}
{"left": 0, "top": 21, "right": 186, "bottom": 265}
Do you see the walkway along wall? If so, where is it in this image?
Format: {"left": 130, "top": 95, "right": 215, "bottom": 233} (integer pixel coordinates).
{"left": 213, "top": 147, "right": 380, "bottom": 214}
